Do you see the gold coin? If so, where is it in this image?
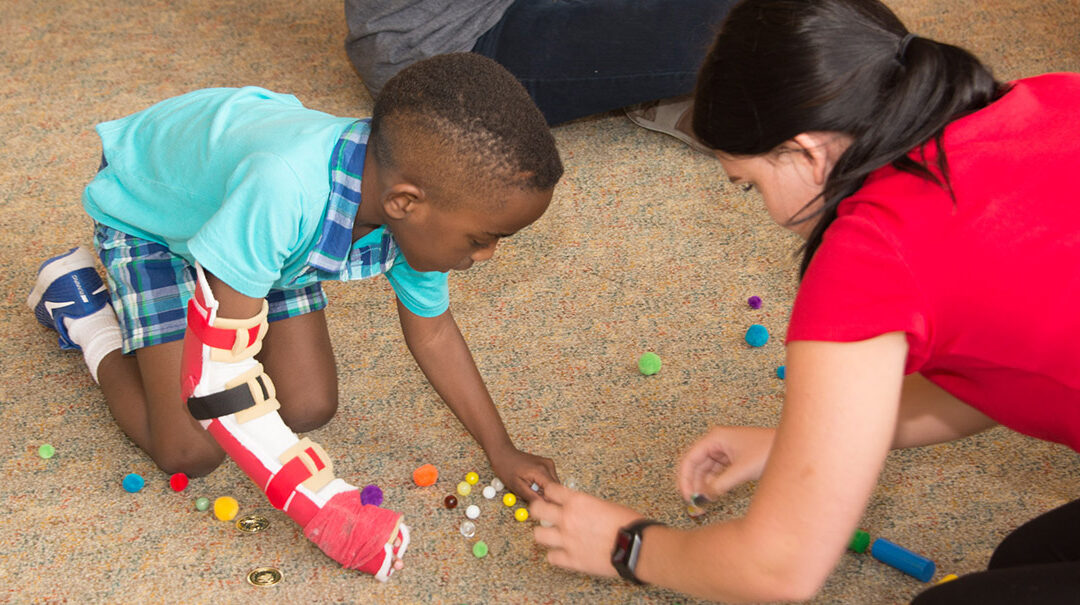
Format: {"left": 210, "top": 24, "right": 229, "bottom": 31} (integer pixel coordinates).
{"left": 236, "top": 514, "right": 271, "bottom": 534}
{"left": 246, "top": 567, "right": 282, "bottom": 587}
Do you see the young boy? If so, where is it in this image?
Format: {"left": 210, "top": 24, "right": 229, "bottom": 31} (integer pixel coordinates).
{"left": 27, "top": 53, "right": 562, "bottom": 580}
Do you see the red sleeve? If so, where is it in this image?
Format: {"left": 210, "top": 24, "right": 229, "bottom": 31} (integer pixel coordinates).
{"left": 786, "top": 214, "right": 932, "bottom": 373}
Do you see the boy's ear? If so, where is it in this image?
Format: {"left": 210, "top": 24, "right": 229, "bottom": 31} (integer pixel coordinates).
{"left": 382, "top": 183, "right": 425, "bottom": 220}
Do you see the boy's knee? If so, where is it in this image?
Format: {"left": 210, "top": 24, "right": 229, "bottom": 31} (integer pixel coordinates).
{"left": 152, "top": 442, "right": 225, "bottom": 478}
{"left": 280, "top": 389, "right": 339, "bottom": 433}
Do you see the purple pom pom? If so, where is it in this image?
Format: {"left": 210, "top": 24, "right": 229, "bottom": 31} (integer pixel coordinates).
{"left": 747, "top": 296, "right": 763, "bottom": 309}
{"left": 360, "top": 484, "right": 383, "bottom": 507}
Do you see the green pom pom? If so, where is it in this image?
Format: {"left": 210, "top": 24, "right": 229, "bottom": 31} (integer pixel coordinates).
{"left": 638, "top": 352, "right": 662, "bottom": 376}
{"left": 38, "top": 444, "right": 55, "bottom": 459}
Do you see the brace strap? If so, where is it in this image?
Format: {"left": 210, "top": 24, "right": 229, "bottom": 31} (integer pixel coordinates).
{"left": 265, "top": 438, "right": 336, "bottom": 509}
{"left": 187, "top": 365, "right": 279, "bottom": 421}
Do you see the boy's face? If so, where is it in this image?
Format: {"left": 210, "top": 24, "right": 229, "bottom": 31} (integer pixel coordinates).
{"left": 392, "top": 186, "right": 553, "bottom": 273}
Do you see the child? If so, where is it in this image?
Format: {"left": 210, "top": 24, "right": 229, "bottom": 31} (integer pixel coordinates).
{"left": 529, "top": 0, "right": 1080, "bottom": 602}
{"left": 28, "top": 53, "right": 563, "bottom": 580}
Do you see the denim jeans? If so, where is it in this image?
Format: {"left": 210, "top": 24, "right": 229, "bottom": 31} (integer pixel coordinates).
{"left": 472, "top": 0, "right": 735, "bottom": 125}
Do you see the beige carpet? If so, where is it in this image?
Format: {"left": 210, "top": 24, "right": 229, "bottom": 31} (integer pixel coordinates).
{"left": 2, "top": 1, "right": 1078, "bottom": 603}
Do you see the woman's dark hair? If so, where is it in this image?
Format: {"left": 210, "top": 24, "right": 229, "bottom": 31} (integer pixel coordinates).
{"left": 693, "top": 0, "right": 1005, "bottom": 277}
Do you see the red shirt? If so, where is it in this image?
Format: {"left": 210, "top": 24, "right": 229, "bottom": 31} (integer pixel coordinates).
{"left": 787, "top": 73, "right": 1080, "bottom": 451}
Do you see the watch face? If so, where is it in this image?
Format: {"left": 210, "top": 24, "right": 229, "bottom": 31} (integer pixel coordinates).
{"left": 612, "top": 530, "right": 633, "bottom": 563}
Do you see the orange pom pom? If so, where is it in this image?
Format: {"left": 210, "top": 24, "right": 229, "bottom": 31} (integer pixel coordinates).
{"left": 412, "top": 463, "right": 438, "bottom": 487}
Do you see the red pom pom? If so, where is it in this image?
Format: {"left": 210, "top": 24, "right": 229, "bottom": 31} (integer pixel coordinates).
{"left": 169, "top": 472, "right": 189, "bottom": 492}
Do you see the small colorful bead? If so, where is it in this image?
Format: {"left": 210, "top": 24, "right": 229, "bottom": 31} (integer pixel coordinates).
{"left": 459, "top": 520, "right": 476, "bottom": 538}
{"left": 169, "top": 472, "right": 189, "bottom": 492}
{"left": 482, "top": 485, "right": 496, "bottom": 499}
{"left": 502, "top": 493, "right": 517, "bottom": 507}
{"left": 444, "top": 494, "right": 458, "bottom": 509}
{"left": 213, "top": 496, "right": 239, "bottom": 521}
{"left": 514, "top": 508, "right": 529, "bottom": 522}
{"left": 464, "top": 471, "right": 479, "bottom": 485}
{"left": 472, "top": 540, "right": 488, "bottom": 558}
{"left": 456, "top": 481, "right": 472, "bottom": 497}
{"left": 38, "top": 444, "right": 55, "bottom": 459}
{"left": 490, "top": 478, "right": 504, "bottom": 491}
{"left": 122, "top": 473, "right": 145, "bottom": 493}
{"left": 465, "top": 504, "right": 480, "bottom": 519}
{"left": 195, "top": 497, "right": 211, "bottom": 511}
{"left": 776, "top": 365, "right": 786, "bottom": 379}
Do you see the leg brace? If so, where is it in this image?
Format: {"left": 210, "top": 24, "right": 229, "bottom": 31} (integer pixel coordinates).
{"left": 180, "top": 264, "right": 408, "bottom": 579}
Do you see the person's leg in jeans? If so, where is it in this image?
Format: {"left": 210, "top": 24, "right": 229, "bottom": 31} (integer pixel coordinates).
{"left": 472, "top": 0, "right": 734, "bottom": 129}
{"left": 911, "top": 498, "right": 1080, "bottom": 605}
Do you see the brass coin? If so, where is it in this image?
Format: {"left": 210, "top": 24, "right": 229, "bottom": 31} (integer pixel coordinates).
{"left": 246, "top": 567, "right": 282, "bottom": 587}
{"left": 236, "top": 514, "right": 271, "bottom": 534}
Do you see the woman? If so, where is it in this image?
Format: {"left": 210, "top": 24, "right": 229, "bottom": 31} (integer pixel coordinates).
{"left": 530, "top": 0, "right": 1080, "bottom": 602}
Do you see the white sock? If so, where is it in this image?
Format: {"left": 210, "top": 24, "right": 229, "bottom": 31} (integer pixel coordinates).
{"left": 64, "top": 306, "right": 123, "bottom": 383}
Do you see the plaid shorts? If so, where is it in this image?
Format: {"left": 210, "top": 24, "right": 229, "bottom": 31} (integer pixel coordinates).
{"left": 94, "top": 222, "right": 327, "bottom": 354}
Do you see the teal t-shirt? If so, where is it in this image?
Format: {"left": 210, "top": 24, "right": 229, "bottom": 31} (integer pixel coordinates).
{"left": 83, "top": 87, "right": 448, "bottom": 316}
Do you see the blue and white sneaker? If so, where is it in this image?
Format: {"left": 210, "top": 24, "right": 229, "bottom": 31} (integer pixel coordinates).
{"left": 27, "top": 247, "right": 109, "bottom": 350}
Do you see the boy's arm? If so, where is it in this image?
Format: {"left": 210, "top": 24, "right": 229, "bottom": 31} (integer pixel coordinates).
{"left": 395, "top": 300, "right": 557, "bottom": 499}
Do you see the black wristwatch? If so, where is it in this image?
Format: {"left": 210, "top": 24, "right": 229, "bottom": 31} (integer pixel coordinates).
{"left": 611, "top": 519, "right": 665, "bottom": 585}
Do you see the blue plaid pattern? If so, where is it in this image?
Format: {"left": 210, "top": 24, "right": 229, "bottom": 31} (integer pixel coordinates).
{"left": 95, "top": 223, "right": 326, "bottom": 353}
{"left": 91, "top": 119, "right": 408, "bottom": 352}
{"left": 294, "top": 119, "right": 402, "bottom": 287}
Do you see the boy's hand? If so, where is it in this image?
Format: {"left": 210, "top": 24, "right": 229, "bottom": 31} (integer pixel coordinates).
{"left": 487, "top": 443, "right": 559, "bottom": 502}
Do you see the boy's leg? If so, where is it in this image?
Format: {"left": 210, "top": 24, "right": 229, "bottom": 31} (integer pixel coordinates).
{"left": 96, "top": 342, "right": 224, "bottom": 474}
{"left": 256, "top": 308, "right": 338, "bottom": 433}
{"left": 28, "top": 245, "right": 223, "bottom": 475}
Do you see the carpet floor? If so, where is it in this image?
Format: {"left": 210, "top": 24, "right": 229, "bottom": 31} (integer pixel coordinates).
{"left": 2, "top": 1, "right": 1078, "bottom": 603}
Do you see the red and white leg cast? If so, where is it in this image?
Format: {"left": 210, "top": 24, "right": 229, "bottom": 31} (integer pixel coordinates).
{"left": 180, "top": 264, "right": 408, "bottom": 580}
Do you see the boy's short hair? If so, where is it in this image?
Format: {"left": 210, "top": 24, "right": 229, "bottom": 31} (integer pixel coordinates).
{"left": 369, "top": 53, "right": 563, "bottom": 202}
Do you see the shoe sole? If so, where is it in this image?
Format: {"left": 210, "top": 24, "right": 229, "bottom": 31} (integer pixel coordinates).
{"left": 26, "top": 247, "right": 99, "bottom": 311}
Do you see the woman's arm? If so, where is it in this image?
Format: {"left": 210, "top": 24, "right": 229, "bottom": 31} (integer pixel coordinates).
{"left": 534, "top": 333, "right": 909, "bottom": 602}
{"left": 636, "top": 333, "right": 908, "bottom": 601}
{"left": 892, "top": 372, "right": 998, "bottom": 448}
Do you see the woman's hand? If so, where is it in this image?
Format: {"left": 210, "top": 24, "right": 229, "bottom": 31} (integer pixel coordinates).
{"left": 488, "top": 444, "right": 559, "bottom": 503}
{"left": 676, "top": 426, "right": 775, "bottom": 503}
{"left": 530, "top": 483, "right": 644, "bottom": 577}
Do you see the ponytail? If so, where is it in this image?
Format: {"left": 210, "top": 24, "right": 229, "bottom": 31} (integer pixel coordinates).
{"left": 693, "top": 0, "right": 1005, "bottom": 277}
